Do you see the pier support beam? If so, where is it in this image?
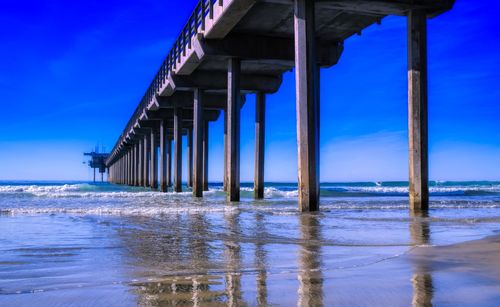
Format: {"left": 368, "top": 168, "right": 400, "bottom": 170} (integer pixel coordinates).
{"left": 144, "top": 134, "right": 150, "bottom": 187}
{"left": 132, "top": 146, "right": 136, "bottom": 186}
{"left": 227, "top": 58, "right": 241, "bottom": 201}
{"left": 254, "top": 92, "right": 265, "bottom": 199}
{"left": 150, "top": 129, "right": 158, "bottom": 190}
{"left": 294, "top": 0, "right": 320, "bottom": 212}
{"left": 174, "top": 106, "right": 183, "bottom": 192}
{"left": 166, "top": 137, "right": 172, "bottom": 188}
{"left": 128, "top": 151, "right": 131, "bottom": 185}
{"left": 130, "top": 148, "right": 134, "bottom": 186}
{"left": 203, "top": 120, "right": 209, "bottom": 191}
{"left": 130, "top": 148, "right": 133, "bottom": 186}
{"left": 224, "top": 110, "right": 228, "bottom": 191}
{"left": 193, "top": 89, "right": 204, "bottom": 197}
{"left": 187, "top": 127, "right": 193, "bottom": 188}
{"left": 128, "top": 150, "right": 131, "bottom": 185}
{"left": 124, "top": 153, "right": 127, "bottom": 185}
{"left": 160, "top": 120, "right": 168, "bottom": 192}
{"left": 125, "top": 151, "right": 129, "bottom": 185}
{"left": 139, "top": 139, "right": 144, "bottom": 186}
{"left": 407, "top": 10, "right": 429, "bottom": 211}
{"left": 117, "top": 160, "right": 119, "bottom": 184}
{"left": 134, "top": 144, "right": 139, "bottom": 186}
{"left": 132, "top": 145, "right": 135, "bottom": 186}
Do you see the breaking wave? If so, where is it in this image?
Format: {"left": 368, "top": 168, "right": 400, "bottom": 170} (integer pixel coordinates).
{"left": 0, "top": 181, "right": 499, "bottom": 199}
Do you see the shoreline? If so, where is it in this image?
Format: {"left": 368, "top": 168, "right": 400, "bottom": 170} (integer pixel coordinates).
{"left": 408, "top": 234, "right": 500, "bottom": 280}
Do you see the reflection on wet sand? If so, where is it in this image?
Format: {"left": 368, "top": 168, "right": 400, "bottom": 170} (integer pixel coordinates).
{"left": 298, "top": 214, "right": 324, "bottom": 307}
{"left": 117, "top": 210, "right": 441, "bottom": 306}
{"left": 119, "top": 211, "right": 330, "bottom": 306}
{"left": 121, "top": 214, "right": 228, "bottom": 306}
{"left": 223, "top": 211, "right": 244, "bottom": 306}
{"left": 132, "top": 275, "right": 226, "bottom": 306}
{"left": 254, "top": 212, "right": 268, "bottom": 307}
{"left": 410, "top": 211, "right": 433, "bottom": 307}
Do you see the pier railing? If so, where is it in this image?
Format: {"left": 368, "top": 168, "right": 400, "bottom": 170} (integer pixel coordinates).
{"left": 112, "top": 0, "right": 218, "bottom": 158}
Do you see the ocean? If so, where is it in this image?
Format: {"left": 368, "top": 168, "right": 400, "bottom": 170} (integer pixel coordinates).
{"left": 1, "top": 181, "right": 499, "bottom": 306}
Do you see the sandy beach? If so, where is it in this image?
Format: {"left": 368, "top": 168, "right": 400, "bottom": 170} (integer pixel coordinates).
{"left": 408, "top": 234, "right": 500, "bottom": 306}
{"left": 1, "top": 181, "right": 499, "bottom": 306}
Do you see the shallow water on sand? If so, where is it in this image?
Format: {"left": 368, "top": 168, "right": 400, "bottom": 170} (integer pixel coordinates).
{"left": 0, "top": 181, "right": 499, "bottom": 306}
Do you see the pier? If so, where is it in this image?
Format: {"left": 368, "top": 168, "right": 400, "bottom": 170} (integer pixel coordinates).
{"left": 105, "top": 0, "right": 455, "bottom": 211}
{"left": 84, "top": 150, "right": 110, "bottom": 182}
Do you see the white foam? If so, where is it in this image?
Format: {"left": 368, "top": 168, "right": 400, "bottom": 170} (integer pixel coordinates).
{"left": 0, "top": 184, "right": 223, "bottom": 199}
{"left": 1, "top": 183, "right": 499, "bottom": 200}
{"left": 2, "top": 205, "right": 237, "bottom": 217}
{"left": 0, "top": 184, "right": 82, "bottom": 193}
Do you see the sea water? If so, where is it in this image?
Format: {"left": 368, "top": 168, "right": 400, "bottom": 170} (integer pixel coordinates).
{"left": 0, "top": 181, "right": 499, "bottom": 306}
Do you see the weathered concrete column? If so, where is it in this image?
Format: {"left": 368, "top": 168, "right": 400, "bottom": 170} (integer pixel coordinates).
{"left": 132, "top": 146, "right": 136, "bottom": 186}
{"left": 123, "top": 155, "right": 126, "bottom": 185}
{"left": 133, "top": 144, "right": 137, "bottom": 186}
{"left": 121, "top": 155, "right": 124, "bottom": 184}
{"left": 227, "top": 58, "right": 241, "bottom": 201}
{"left": 138, "top": 139, "right": 144, "bottom": 186}
{"left": 123, "top": 153, "right": 126, "bottom": 185}
{"left": 174, "top": 106, "right": 183, "bottom": 192}
{"left": 131, "top": 146, "right": 134, "bottom": 185}
{"left": 135, "top": 143, "right": 140, "bottom": 186}
{"left": 193, "top": 89, "right": 204, "bottom": 197}
{"left": 254, "top": 92, "right": 265, "bottom": 199}
{"left": 144, "top": 134, "right": 150, "bottom": 187}
{"left": 125, "top": 154, "right": 128, "bottom": 185}
{"left": 187, "top": 127, "right": 193, "bottom": 188}
{"left": 131, "top": 147, "right": 134, "bottom": 185}
{"left": 126, "top": 151, "right": 130, "bottom": 185}
{"left": 223, "top": 109, "right": 228, "bottom": 191}
{"left": 122, "top": 155, "right": 125, "bottom": 184}
{"left": 127, "top": 150, "right": 131, "bottom": 185}
{"left": 294, "top": 0, "right": 320, "bottom": 212}
{"left": 150, "top": 129, "right": 158, "bottom": 190}
{"left": 119, "top": 158, "right": 122, "bottom": 184}
{"left": 408, "top": 10, "right": 429, "bottom": 211}
{"left": 119, "top": 158, "right": 121, "bottom": 184}
{"left": 130, "top": 149, "right": 133, "bottom": 185}
{"left": 130, "top": 150, "right": 133, "bottom": 186}
{"left": 166, "top": 137, "right": 172, "bottom": 188}
{"left": 203, "top": 120, "right": 209, "bottom": 191}
{"left": 160, "top": 120, "right": 168, "bottom": 192}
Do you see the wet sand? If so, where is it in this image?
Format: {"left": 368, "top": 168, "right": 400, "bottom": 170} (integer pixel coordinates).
{"left": 1, "top": 182, "right": 500, "bottom": 306}
{"left": 1, "top": 206, "right": 499, "bottom": 306}
{"left": 409, "top": 234, "right": 500, "bottom": 306}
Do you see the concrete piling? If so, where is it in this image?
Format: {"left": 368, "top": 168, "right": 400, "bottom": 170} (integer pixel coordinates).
{"left": 294, "top": 0, "right": 320, "bottom": 212}
{"left": 160, "top": 120, "right": 168, "bottom": 192}
{"left": 193, "top": 89, "right": 204, "bottom": 197}
{"left": 408, "top": 10, "right": 429, "bottom": 212}
{"left": 174, "top": 106, "right": 183, "bottom": 193}
{"left": 203, "top": 120, "right": 209, "bottom": 192}
{"left": 227, "top": 58, "right": 241, "bottom": 202}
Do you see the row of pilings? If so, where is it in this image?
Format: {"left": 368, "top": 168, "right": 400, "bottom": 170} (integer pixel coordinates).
{"left": 106, "top": 0, "right": 450, "bottom": 212}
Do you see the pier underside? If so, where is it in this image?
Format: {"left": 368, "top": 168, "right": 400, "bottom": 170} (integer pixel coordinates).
{"left": 107, "top": 0, "right": 454, "bottom": 211}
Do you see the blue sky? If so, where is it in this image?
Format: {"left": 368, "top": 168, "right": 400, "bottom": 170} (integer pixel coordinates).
{"left": 0, "top": 0, "right": 498, "bottom": 182}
